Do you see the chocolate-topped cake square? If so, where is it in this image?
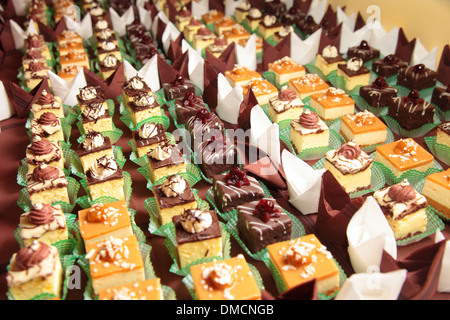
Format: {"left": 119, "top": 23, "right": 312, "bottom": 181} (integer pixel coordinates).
{"left": 372, "top": 54, "right": 408, "bottom": 78}
{"left": 86, "top": 156, "right": 125, "bottom": 201}
{"left": 175, "top": 92, "right": 206, "bottom": 123}
{"left": 281, "top": 7, "right": 306, "bottom": 25}
{"left": 162, "top": 74, "right": 196, "bottom": 101}
{"left": 237, "top": 198, "right": 292, "bottom": 253}
{"left": 359, "top": 76, "right": 399, "bottom": 109}
{"left": 264, "top": 0, "right": 286, "bottom": 17}
{"left": 296, "top": 15, "right": 319, "bottom": 36}
{"left": 186, "top": 109, "right": 225, "bottom": 140}
{"left": 122, "top": 76, "right": 153, "bottom": 105}
{"left": 431, "top": 85, "right": 450, "bottom": 112}
{"left": 76, "top": 85, "right": 106, "bottom": 109}
{"left": 212, "top": 167, "right": 265, "bottom": 213}
{"left": 397, "top": 64, "right": 438, "bottom": 91}
{"left": 77, "top": 131, "right": 114, "bottom": 172}
{"left": 147, "top": 142, "right": 187, "bottom": 183}
{"left": 337, "top": 57, "right": 371, "bottom": 91}
{"left": 132, "top": 122, "right": 168, "bottom": 158}
{"left": 347, "top": 40, "right": 380, "bottom": 63}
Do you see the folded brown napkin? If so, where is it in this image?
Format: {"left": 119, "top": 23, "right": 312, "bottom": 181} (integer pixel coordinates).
{"left": 157, "top": 55, "right": 179, "bottom": 86}
{"left": 167, "top": 32, "right": 184, "bottom": 63}
{"left": 238, "top": 86, "right": 258, "bottom": 131}
{"left": 171, "top": 51, "right": 190, "bottom": 79}
{"left": 380, "top": 240, "right": 446, "bottom": 300}
{"left": 319, "top": 23, "right": 342, "bottom": 53}
{"left": 209, "top": 0, "right": 225, "bottom": 11}
{"left": 204, "top": 42, "right": 236, "bottom": 75}
{"left": 320, "top": 5, "right": 338, "bottom": 30}
{"left": 82, "top": 63, "right": 125, "bottom": 100}
{"left": 293, "top": 0, "right": 313, "bottom": 13}
{"left": 9, "top": 77, "right": 50, "bottom": 118}
{"left": 395, "top": 28, "right": 416, "bottom": 64}
{"left": 261, "top": 279, "right": 318, "bottom": 300}
{"left": 36, "top": 18, "right": 67, "bottom": 43}
{"left": 315, "top": 170, "right": 365, "bottom": 246}
{"left": 437, "top": 44, "right": 450, "bottom": 85}
{"left": 0, "top": 20, "right": 16, "bottom": 52}
{"left": 262, "top": 36, "right": 291, "bottom": 71}
{"left": 202, "top": 59, "right": 219, "bottom": 110}
{"left": 156, "top": 17, "right": 167, "bottom": 44}
{"left": 354, "top": 12, "right": 366, "bottom": 31}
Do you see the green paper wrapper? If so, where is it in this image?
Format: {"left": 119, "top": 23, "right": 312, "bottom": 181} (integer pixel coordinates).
{"left": 120, "top": 107, "right": 171, "bottom": 132}
{"left": 17, "top": 176, "right": 80, "bottom": 213}
{"left": 225, "top": 207, "right": 306, "bottom": 261}
{"left": 381, "top": 114, "right": 441, "bottom": 138}
{"left": 163, "top": 221, "right": 231, "bottom": 276}
{"left": 76, "top": 170, "right": 133, "bottom": 209}
{"left": 350, "top": 94, "right": 389, "bottom": 116}
{"left": 128, "top": 131, "right": 175, "bottom": 167}
{"left": 181, "top": 261, "right": 265, "bottom": 300}
{"left": 304, "top": 63, "right": 328, "bottom": 82}
{"left": 312, "top": 158, "right": 386, "bottom": 198}
{"left": 205, "top": 180, "right": 272, "bottom": 222}
{"left": 262, "top": 70, "right": 288, "bottom": 90}
{"left": 262, "top": 254, "right": 346, "bottom": 300}
{"left": 424, "top": 136, "right": 450, "bottom": 166}
{"left": 144, "top": 188, "right": 210, "bottom": 237}
{"left": 434, "top": 103, "right": 450, "bottom": 122}
{"left": 69, "top": 145, "right": 127, "bottom": 179}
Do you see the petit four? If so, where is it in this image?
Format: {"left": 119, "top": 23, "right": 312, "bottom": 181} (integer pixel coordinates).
{"left": 436, "top": 122, "right": 450, "bottom": 147}
{"left": 290, "top": 109, "right": 329, "bottom": 153}
{"left": 30, "top": 112, "right": 64, "bottom": 142}
{"left": 340, "top": 111, "right": 387, "bottom": 147}
{"left": 98, "top": 53, "right": 120, "bottom": 80}
{"left": 122, "top": 76, "right": 153, "bottom": 106}
{"left": 80, "top": 101, "right": 113, "bottom": 134}
{"left": 86, "top": 156, "right": 125, "bottom": 202}
{"left": 132, "top": 122, "right": 168, "bottom": 159}
{"left": 202, "top": 9, "right": 225, "bottom": 25}
{"left": 421, "top": 169, "right": 450, "bottom": 218}
{"left": 288, "top": 73, "right": 329, "bottom": 100}
{"left": 243, "top": 78, "right": 279, "bottom": 106}
{"left": 296, "top": 15, "right": 320, "bottom": 36}
{"left": 97, "top": 40, "right": 122, "bottom": 62}
{"left": 31, "top": 90, "right": 64, "bottom": 119}
{"left": 206, "top": 36, "right": 230, "bottom": 58}
{"left": 346, "top": 40, "right": 380, "bottom": 63}
{"left": 193, "top": 26, "right": 217, "bottom": 50}
{"left": 77, "top": 131, "right": 114, "bottom": 173}
{"left": 76, "top": 85, "right": 107, "bottom": 112}
{"left": 128, "top": 92, "right": 161, "bottom": 127}
{"left": 397, "top": 64, "right": 438, "bottom": 91}
{"left": 175, "top": 92, "right": 207, "bottom": 123}
{"left": 337, "top": 57, "right": 371, "bottom": 91}
{"left": 267, "top": 56, "right": 306, "bottom": 86}
{"left": 183, "top": 18, "right": 204, "bottom": 42}
{"left": 26, "top": 137, "right": 64, "bottom": 175}
{"left": 268, "top": 86, "right": 305, "bottom": 123}
{"left": 147, "top": 142, "right": 187, "bottom": 183}
{"left": 274, "top": 25, "right": 294, "bottom": 43}
{"left": 162, "top": 74, "right": 196, "bottom": 101}
{"left": 214, "top": 16, "right": 238, "bottom": 36}
{"left": 175, "top": 7, "right": 193, "bottom": 32}
{"left": 186, "top": 108, "right": 225, "bottom": 140}
{"left": 26, "top": 164, "right": 70, "bottom": 206}
{"left": 235, "top": 1, "right": 251, "bottom": 23}
{"left": 431, "top": 85, "right": 450, "bottom": 112}
{"left": 224, "top": 64, "right": 262, "bottom": 88}
{"left": 282, "top": 7, "right": 306, "bottom": 25}
{"left": 98, "top": 278, "right": 163, "bottom": 300}
{"left": 314, "top": 45, "right": 346, "bottom": 76}
{"left": 223, "top": 25, "right": 251, "bottom": 44}
{"left": 309, "top": 87, "right": 355, "bottom": 121}
{"left": 372, "top": 54, "right": 408, "bottom": 78}
{"left": 245, "top": 8, "right": 263, "bottom": 31}
{"left": 359, "top": 76, "right": 399, "bottom": 109}
{"left": 258, "top": 15, "right": 282, "bottom": 39}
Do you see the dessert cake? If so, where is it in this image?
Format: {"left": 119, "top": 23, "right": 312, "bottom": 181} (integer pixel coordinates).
{"left": 132, "top": 122, "right": 168, "bottom": 158}
{"left": 26, "top": 164, "right": 70, "bottom": 206}
{"left": 314, "top": 45, "right": 346, "bottom": 76}
{"left": 153, "top": 175, "right": 197, "bottom": 226}
{"left": 267, "top": 56, "right": 306, "bottom": 86}
{"left": 274, "top": 25, "right": 294, "bottom": 43}
{"left": 25, "top": 33, "right": 51, "bottom": 60}
{"left": 337, "top": 57, "right": 371, "bottom": 91}
{"left": 127, "top": 91, "right": 161, "bottom": 127}
{"left": 397, "top": 64, "right": 438, "bottom": 91}
{"left": 80, "top": 101, "right": 113, "bottom": 134}
{"left": 201, "top": 9, "right": 224, "bottom": 25}
{"left": 183, "top": 18, "right": 204, "bottom": 43}
{"left": 26, "top": 137, "right": 64, "bottom": 174}
{"left": 431, "top": 85, "right": 450, "bottom": 112}
{"left": 175, "top": 7, "right": 193, "bottom": 32}
{"left": 268, "top": 86, "right": 304, "bottom": 123}
{"left": 340, "top": 110, "right": 388, "bottom": 147}
{"left": 97, "top": 40, "right": 122, "bottom": 62}
{"left": 98, "top": 53, "right": 120, "bottom": 80}
{"left": 374, "top": 138, "right": 434, "bottom": 178}
{"left": 147, "top": 142, "right": 187, "bottom": 183}
{"left": 59, "top": 50, "right": 90, "bottom": 70}
{"left": 24, "top": 61, "right": 50, "bottom": 90}
{"left": 436, "top": 122, "right": 450, "bottom": 147}
{"left": 22, "top": 49, "right": 46, "bottom": 71}
{"left": 85, "top": 235, "right": 145, "bottom": 295}
{"left": 235, "top": 1, "right": 251, "bottom": 23}
{"left": 373, "top": 179, "right": 428, "bottom": 240}
{"left": 162, "top": 74, "right": 196, "bottom": 101}
{"left": 76, "top": 85, "right": 107, "bottom": 112}
{"left": 175, "top": 92, "right": 207, "bottom": 123}
{"left": 7, "top": 241, "right": 63, "bottom": 300}
{"left": 296, "top": 15, "right": 320, "bottom": 36}
{"left": 212, "top": 167, "right": 265, "bottom": 213}
{"left": 190, "top": 254, "right": 261, "bottom": 300}
{"left": 56, "top": 30, "right": 83, "bottom": 46}
{"left": 309, "top": 87, "right": 355, "bottom": 121}
{"left": 267, "top": 234, "right": 340, "bottom": 295}
{"left": 282, "top": 7, "right": 306, "bottom": 26}
{"left": 359, "top": 76, "right": 399, "bottom": 109}
{"left": 77, "top": 131, "right": 114, "bottom": 173}
{"left": 258, "top": 15, "right": 282, "bottom": 39}
{"left": 98, "top": 278, "right": 163, "bottom": 300}
{"left": 206, "top": 36, "right": 230, "bottom": 58}
{"left": 421, "top": 169, "right": 450, "bottom": 218}
{"left": 173, "top": 209, "right": 223, "bottom": 269}
{"left": 95, "top": 28, "right": 118, "bottom": 46}
{"left": 372, "top": 54, "right": 408, "bottom": 78}
{"left": 243, "top": 78, "right": 279, "bottom": 106}
{"left": 19, "top": 203, "right": 68, "bottom": 247}
{"left": 387, "top": 89, "right": 435, "bottom": 131}
{"left": 213, "top": 16, "right": 238, "bottom": 36}
{"left": 122, "top": 76, "right": 153, "bottom": 106}
{"left": 58, "top": 64, "right": 80, "bottom": 83}
{"left": 288, "top": 73, "right": 329, "bottom": 100}
{"left": 346, "top": 40, "right": 380, "bottom": 63}
{"left": 224, "top": 64, "right": 262, "bottom": 88}
{"left": 290, "top": 109, "right": 329, "bottom": 153}
{"left": 223, "top": 25, "right": 251, "bottom": 44}
{"left": 78, "top": 200, "right": 133, "bottom": 246}
{"left": 237, "top": 198, "right": 292, "bottom": 254}
{"left": 31, "top": 90, "right": 64, "bottom": 119}
{"left": 245, "top": 8, "right": 263, "bottom": 31}
{"left": 264, "top": 0, "right": 287, "bottom": 17}
{"left": 86, "top": 156, "right": 125, "bottom": 202}
{"left": 185, "top": 108, "right": 225, "bottom": 141}
{"left": 193, "top": 26, "right": 217, "bottom": 50}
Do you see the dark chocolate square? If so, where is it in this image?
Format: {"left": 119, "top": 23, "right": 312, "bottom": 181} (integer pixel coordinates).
{"left": 387, "top": 95, "right": 436, "bottom": 130}
{"left": 162, "top": 79, "right": 196, "bottom": 101}
{"left": 359, "top": 84, "right": 398, "bottom": 109}
{"left": 372, "top": 55, "right": 408, "bottom": 78}
{"left": 186, "top": 112, "right": 225, "bottom": 140}
{"left": 132, "top": 123, "right": 167, "bottom": 149}
{"left": 347, "top": 42, "right": 380, "bottom": 63}
{"left": 175, "top": 95, "right": 206, "bottom": 123}
{"left": 147, "top": 143, "right": 186, "bottom": 172}
{"left": 431, "top": 86, "right": 450, "bottom": 112}
{"left": 296, "top": 16, "right": 319, "bottom": 36}
{"left": 397, "top": 65, "right": 438, "bottom": 91}
{"left": 153, "top": 176, "right": 195, "bottom": 210}
{"left": 264, "top": 1, "right": 286, "bottom": 17}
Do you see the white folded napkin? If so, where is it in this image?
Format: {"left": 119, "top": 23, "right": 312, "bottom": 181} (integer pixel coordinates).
{"left": 371, "top": 27, "right": 399, "bottom": 57}
{"left": 215, "top": 73, "right": 244, "bottom": 124}
{"left": 47, "top": 68, "right": 87, "bottom": 106}
{"left": 335, "top": 269, "right": 407, "bottom": 300}
{"left": 340, "top": 24, "right": 371, "bottom": 54}
{"left": 434, "top": 231, "right": 450, "bottom": 293}
{"left": 138, "top": 6, "right": 153, "bottom": 30}
{"left": 281, "top": 149, "right": 325, "bottom": 215}
{"left": 235, "top": 33, "right": 257, "bottom": 71}
{"left": 11, "top": 0, "right": 31, "bottom": 16}
{"left": 151, "top": 10, "right": 169, "bottom": 40}
{"left": 250, "top": 105, "right": 280, "bottom": 165}
{"left": 225, "top": 0, "right": 244, "bottom": 17}
{"left": 181, "top": 41, "right": 205, "bottom": 91}
{"left": 411, "top": 39, "right": 438, "bottom": 71}
{"left": 307, "top": 0, "right": 327, "bottom": 23}
{"left": 110, "top": 7, "right": 135, "bottom": 37}
{"left": 123, "top": 57, "right": 160, "bottom": 92}
{"left": 10, "top": 19, "right": 39, "bottom": 49}
{"left": 162, "top": 22, "right": 181, "bottom": 55}
{"left": 0, "top": 80, "right": 14, "bottom": 121}
{"left": 336, "top": 6, "right": 355, "bottom": 32}
{"left": 64, "top": 12, "right": 93, "bottom": 40}
{"left": 347, "top": 196, "right": 398, "bottom": 274}
{"left": 290, "top": 28, "right": 321, "bottom": 65}
{"left": 191, "top": 0, "right": 209, "bottom": 19}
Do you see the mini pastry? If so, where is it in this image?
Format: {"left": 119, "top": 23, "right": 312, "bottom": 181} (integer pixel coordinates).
{"left": 76, "top": 85, "right": 107, "bottom": 112}
{"left": 59, "top": 50, "right": 89, "bottom": 70}
{"left": 162, "top": 74, "right": 196, "bottom": 101}
{"left": 337, "top": 57, "right": 371, "bottom": 91}
{"left": 95, "top": 28, "right": 118, "bottom": 45}
{"left": 56, "top": 30, "right": 83, "bottom": 46}
{"left": 201, "top": 9, "right": 224, "bottom": 25}
{"left": 22, "top": 49, "right": 46, "bottom": 70}
{"left": 7, "top": 241, "right": 63, "bottom": 300}
{"left": 373, "top": 179, "right": 428, "bottom": 240}
{"left": 387, "top": 89, "right": 435, "bottom": 131}
{"left": 224, "top": 64, "right": 262, "bottom": 88}
{"left": 431, "top": 85, "right": 450, "bottom": 112}
{"left": 235, "top": 1, "right": 251, "bottom": 23}
{"left": 153, "top": 175, "right": 197, "bottom": 226}
{"left": 57, "top": 41, "right": 86, "bottom": 57}
{"left": 206, "top": 36, "right": 230, "bottom": 58}
{"left": 346, "top": 40, "right": 380, "bottom": 63}
{"left": 122, "top": 76, "right": 153, "bottom": 106}
{"left": 81, "top": 101, "right": 113, "bottom": 134}
{"left": 374, "top": 138, "right": 434, "bottom": 178}
{"left": 309, "top": 87, "right": 355, "bottom": 121}
{"left": 212, "top": 167, "right": 265, "bottom": 213}
{"left": 288, "top": 73, "right": 329, "bottom": 100}
{"left": 282, "top": 7, "right": 306, "bottom": 25}
{"left": 264, "top": 0, "right": 287, "bottom": 18}
{"left": 19, "top": 203, "right": 68, "bottom": 247}
{"left": 258, "top": 15, "right": 282, "bottom": 39}
{"left": 26, "top": 137, "right": 64, "bottom": 174}
{"left": 26, "top": 164, "right": 70, "bottom": 206}
{"left": 190, "top": 254, "right": 261, "bottom": 300}
{"left": 274, "top": 25, "right": 294, "bottom": 43}
{"left": 85, "top": 235, "right": 145, "bottom": 295}
{"left": 268, "top": 86, "right": 304, "bottom": 123}
{"left": 223, "top": 25, "right": 251, "bottom": 44}
{"left": 173, "top": 209, "right": 223, "bottom": 269}
{"left": 237, "top": 198, "right": 291, "bottom": 253}
{"left": 193, "top": 26, "right": 217, "bottom": 50}
{"left": 78, "top": 200, "right": 133, "bottom": 246}
{"left": 296, "top": 15, "right": 319, "bottom": 36}
{"left": 324, "top": 141, "right": 373, "bottom": 193}
{"left": 86, "top": 156, "right": 125, "bottom": 202}
{"left": 175, "top": 92, "right": 207, "bottom": 124}
{"left": 243, "top": 78, "right": 279, "bottom": 106}
{"left": 214, "top": 16, "right": 238, "bottom": 36}
{"left": 25, "top": 33, "right": 51, "bottom": 60}
{"left": 245, "top": 8, "right": 263, "bottom": 31}
{"left": 147, "top": 142, "right": 187, "bottom": 183}
{"left": 132, "top": 122, "right": 168, "bottom": 158}
{"left": 340, "top": 110, "right": 387, "bottom": 147}
{"left": 24, "top": 60, "right": 50, "bottom": 90}
{"left": 175, "top": 7, "right": 193, "bottom": 32}
{"left": 436, "top": 122, "right": 450, "bottom": 148}
{"left": 372, "top": 54, "right": 408, "bottom": 78}
{"left": 97, "top": 40, "right": 122, "bottom": 62}
{"left": 31, "top": 89, "right": 64, "bottom": 119}
{"left": 98, "top": 278, "right": 163, "bottom": 300}
{"left": 267, "top": 234, "right": 340, "bottom": 295}
{"left": 359, "top": 76, "right": 398, "bottom": 109}
{"left": 196, "top": 133, "right": 236, "bottom": 179}
{"left": 30, "top": 112, "right": 64, "bottom": 142}
{"left": 127, "top": 91, "right": 161, "bottom": 127}
{"left": 268, "top": 56, "right": 306, "bottom": 86}
{"left": 314, "top": 45, "right": 346, "bottom": 76}
{"left": 98, "top": 53, "right": 120, "bottom": 80}
{"left": 290, "top": 109, "right": 329, "bottom": 153}
{"left": 421, "top": 169, "right": 450, "bottom": 218}
{"left": 58, "top": 64, "right": 80, "bottom": 83}
{"left": 78, "top": 129, "right": 113, "bottom": 172}
{"left": 185, "top": 108, "right": 225, "bottom": 140}
{"left": 397, "top": 63, "right": 438, "bottom": 91}
{"left": 183, "top": 18, "right": 204, "bottom": 43}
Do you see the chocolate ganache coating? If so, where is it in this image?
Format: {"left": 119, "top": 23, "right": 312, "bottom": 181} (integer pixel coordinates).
{"left": 28, "top": 203, "right": 55, "bottom": 225}
{"left": 12, "top": 242, "right": 51, "bottom": 271}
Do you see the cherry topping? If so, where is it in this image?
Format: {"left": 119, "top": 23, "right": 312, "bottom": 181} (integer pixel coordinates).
{"left": 225, "top": 167, "right": 250, "bottom": 188}
{"left": 408, "top": 89, "right": 421, "bottom": 101}
{"left": 183, "top": 92, "right": 198, "bottom": 107}
{"left": 196, "top": 108, "right": 212, "bottom": 123}
{"left": 383, "top": 54, "right": 396, "bottom": 64}
{"left": 413, "top": 64, "right": 426, "bottom": 73}
{"left": 358, "top": 40, "right": 370, "bottom": 50}
{"left": 372, "top": 76, "right": 388, "bottom": 89}
{"left": 306, "top": 15, "right": 314, "bottom": 23}
{"left": 255, "top": 199, "right": 281, "bottom": 223}
{"left": 172, "top": 74, "right": 185, "bottom": 86}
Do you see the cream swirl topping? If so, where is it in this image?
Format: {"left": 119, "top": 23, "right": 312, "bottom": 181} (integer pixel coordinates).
{"left": 80, "top": 86, "right": 97, "bottom": 101}
{"left": 133, "top": 92, "right": 155, "bottom": 107}
{"left": 101, "top": 53, "right": 118, "bottom": 68}
{"left": 248, "top": 8, "right": 262, "bottom": 18}
{"left": 82, "top": 131, "right": 105, "bottom": 151}
{"left": 95, "top": 19, "right": 109, "bottom": 30}
{"left": 139, "top": 122, "right": 158, "bottom": 139}
{"left": 161, "top": 175, "right": 186, "bottom": 197}
{"left": 180, "top": 209, "right": 212, "bottom": 233}
{"left": 347, "top": 57, "right": 363, "bottom": 71}
{"left": 89, "top": 156, "right": 118, "bottom": 180}
{"left": 82, "top": 102, "right": 106, "bottom": 120}
{"left": 148, "top": 143, "right": 172, "bottom": 161}
{"left": 101, "top": 41, "right": 116, "bottom": 51}
{"left": 127, "top": 76, "right": 144, "bottom": 90}
{"left": 322, "top": 45, "right": 338, "bottom": 58}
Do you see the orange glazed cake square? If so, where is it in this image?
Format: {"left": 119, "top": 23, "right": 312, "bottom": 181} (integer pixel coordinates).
{"left": 243, "top": 78, "right": 278, "bottom": 105}
{"left": 190, "top": 255, "right": 261, "bottom": 300}
{"left": 420, "top": 168, "right": 450, "bottom": 218}
{"left": 309, "top": 87, "right": 355, "bottom": 121}
{"left": 98, "top": 278, "right": 163, "bottom": 300}
{"left": 85, "top": 235, "right": 145, "bottom": 295}
{"left": 289, "top": 73, "right": 329, "bottom": 100}
{"left": 224, "top": 65, "right": 262, "bottom": 88}
{"left": 78, "top": 200, "right": 133, "bottom": 246}
{"left": 213, "top": 16, "right": 238, "bottom": 36}
{"left": 268, "top": 56, "right": 306, "bottom": 86}
{"left": 340, "top": 110, "right": 387, "bottom": 147}
{"left": 374, "top": 138, "right": 434, "bottom": 178}
{"left": 267, "top": 234, "right": 340, "bottom": 296}
{"left": 202, "top": 10, "right": 224, "bottom": 25}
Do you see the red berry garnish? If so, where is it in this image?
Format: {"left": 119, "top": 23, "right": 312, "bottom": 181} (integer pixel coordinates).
{"left": 359, "top": 40, "right": 370, "bottom": 50}
{"left": 196, "top": 108, "right": 212, "bottom": 124}
{"left": 225, "top": 167, "right": 250, "bottom": 188}
{"left": 255, "top": 199, "right": 281, "bottom": 223}
{"left": 413, "top": 64, "right": 425, "bottom": 73}
{"left": 172, "top": 74, "right": 185, "bottom": 86}
{"left": 372, "top": 76, "right": 387, "bottom": 89}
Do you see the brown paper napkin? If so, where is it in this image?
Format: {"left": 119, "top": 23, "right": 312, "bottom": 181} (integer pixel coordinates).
{"left": 380, "top": 240, "right": 446, "bottom": 300}
{"left": 157, "top": 55, "right": 179, "bottom": 86}
{"left": 354, "top": 12, "right": 366, "bottom": 31}
{"left": 315, "top": 170, "right": 365, "bottom": 247}
{"left": 320, "top": 4, "right": 338, "bottom": 30}
{"left": 36, "top": 18, "right": 67, "bottom": 43}
{"left": 319, "top": 23, "right": 342, "bottom": 53}
{"left": 262, "top": 36, "right": 291, "bottom": 71}
{"left": 437, "top": 44, "right": 450, "bottom": 85}
{"left": 203, "top": 59, "right": 219, "bottom": 110}
{"left": 293, "top": 0, "right": 313, "bottom": 13}
{"left": 204, "top": 42, "right": 236, "bottom": 75}
{"left": 171, "top": 50, "right": 190, "bottom": 80}
{"left": 0, "top": 20, "right": 16, "bottom": 52}
{"left": 238, "top": 87, "right": 258, "bottom": 131}
{"left": 167, "top": 32, "right": 184, "bottom": 63}
{"left": 9, "top": 77, "right": 50, "bottom": 118}
{"left": 395, "top": 28, "right": 416, "bottom": 64}
{"left": 82, "top": 63, "right": 125, "bottom": 100}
